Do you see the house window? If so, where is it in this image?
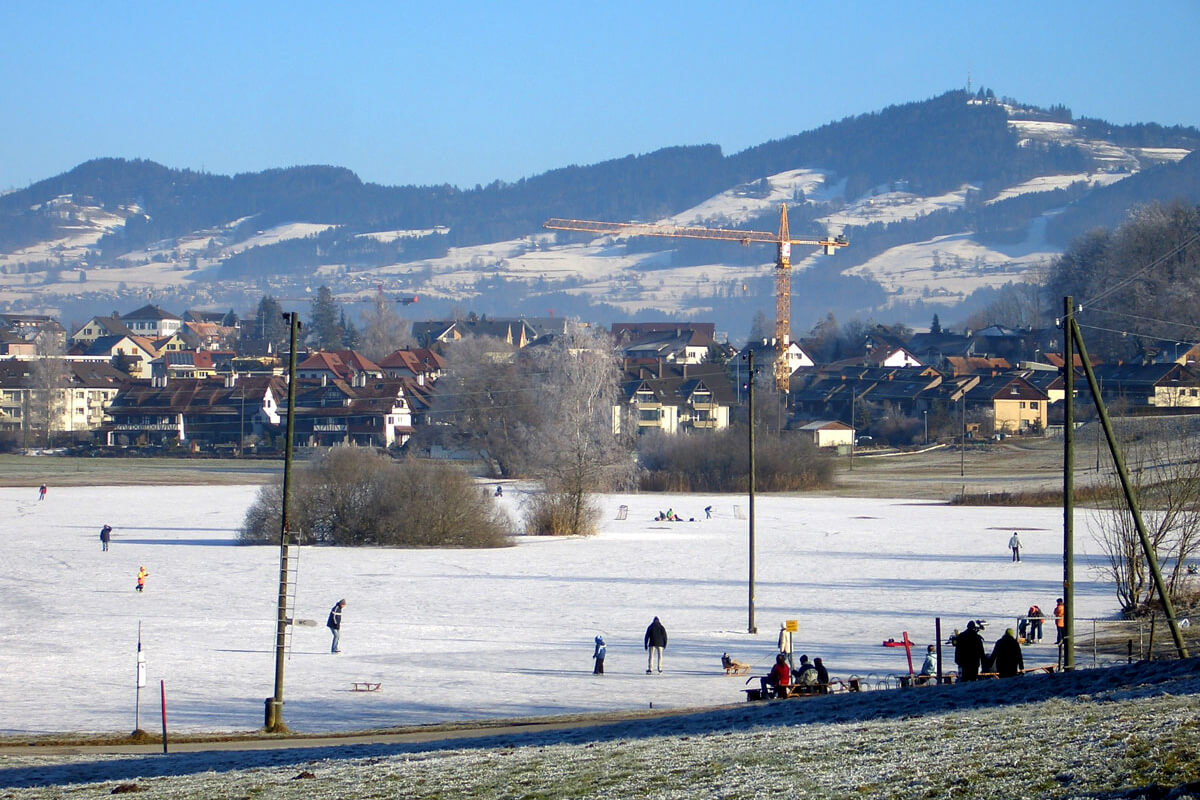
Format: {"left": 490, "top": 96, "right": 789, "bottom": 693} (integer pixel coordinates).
{"left": 1029, "top": 402, "right": 1038, "bottom": 410}
{"left": 1019, "top": 401, "right": 1026, "bottom": 409}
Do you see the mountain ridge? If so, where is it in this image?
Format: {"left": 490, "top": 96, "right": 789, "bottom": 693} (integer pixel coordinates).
{"left": 3, "top": 89, "right": 1199, "bottom": 335}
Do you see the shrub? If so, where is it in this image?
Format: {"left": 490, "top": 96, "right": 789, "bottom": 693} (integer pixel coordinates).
{"left": 239, "top": 449, "right": 512, "bottom": 548}
{"left": 637, "top": 427, "right": 834, "bottom": 492}
{"left": 524, "top": 491, "right": 599, "bottom": 536}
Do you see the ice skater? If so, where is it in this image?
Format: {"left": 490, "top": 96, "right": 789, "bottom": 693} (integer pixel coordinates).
{"left": 592, "top": 635, "right": 606, "bottom": 674}
{"left": 135, "top": 565, "right": 149, "bottom": 592}
{"left": 38, "top": 484, "right": 47, "bottom": 501}
{"left": 1009, "top": 532, "right": 1022, "bottom": 562}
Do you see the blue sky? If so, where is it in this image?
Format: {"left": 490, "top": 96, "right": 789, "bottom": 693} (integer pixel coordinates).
{"left": 2, "top": 1, "right": 1197, "bottom": 192}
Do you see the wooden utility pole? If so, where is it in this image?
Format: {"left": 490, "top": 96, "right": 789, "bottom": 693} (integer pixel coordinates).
{"left": 746, "top": 350, "right": 757, "bottom": 634}
{"left": 1062, "top": 297, "right": 1076, "bottom": 669}
{"left": 267, "top": 312, "right": 301, "bottom": 731}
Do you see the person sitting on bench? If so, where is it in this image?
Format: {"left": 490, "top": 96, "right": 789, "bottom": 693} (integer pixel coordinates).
{"left": 795, "top": 654, "right": 819, "bottom": 688}
{"left": 760, "top": 653, "right": 791, "bottom": 698}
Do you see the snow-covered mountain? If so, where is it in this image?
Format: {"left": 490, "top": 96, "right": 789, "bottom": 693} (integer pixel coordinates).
{"left": 1, "top": 92, "right": 1197, "bottom": 335}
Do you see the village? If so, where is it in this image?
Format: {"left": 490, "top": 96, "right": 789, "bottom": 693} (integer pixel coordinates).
{"left": 1, "top": 303, "right": 1199, "bottom": 456}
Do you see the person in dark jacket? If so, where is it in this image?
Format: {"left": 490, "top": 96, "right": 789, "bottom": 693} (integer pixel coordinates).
{"left": 592, "top": 635, "right": 606, "bottom": 675}
{"left": 989, "top": 628, "right": 1025, "bottom": 677}
{"left": 813, "top": 657, "right": 830, "bottom": 692}
{"left": 100, "top": 524, "right": 112, "bottom": 551}
{"left": 954, "top": 620, "right": 986, "bottom": 681}
{"left": 327, "top": 599, "right": 346, "bottom": 653}
{"left": 644, "top": 616, "right": 668, "bottom": 673}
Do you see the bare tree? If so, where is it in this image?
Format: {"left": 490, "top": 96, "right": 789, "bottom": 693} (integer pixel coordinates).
{"left": 358, "top": 294, "right": 413, "bottom": 361}
{"left": 1090, "top": 418, "right": 1200, "bottom": 615}
{"left": 523, "top": 326, "right": 635, "bottom": 535}
{"left": 28, "top": 337, "right": 70, "bottom": 448}
{"left": 438, "top": 336, "right": 538, "bottom": 477}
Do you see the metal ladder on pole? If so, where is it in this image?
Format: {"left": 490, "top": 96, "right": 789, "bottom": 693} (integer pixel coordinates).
{"left": 284, "top": 539, "right": 300, "bottom": 659}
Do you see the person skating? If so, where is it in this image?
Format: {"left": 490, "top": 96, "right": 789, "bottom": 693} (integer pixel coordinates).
{"left": 100, "top": 524, "right": 112, "bottom": 551}
{"left": 954, "top": 620, "right": 985, "bottom": 681}
{"left": 592, "top": 635, "right": 606, "bottom": 675}
{"left": 38, "top": 484, "right": 47, "bottom": 501}
{"left": 1009, "top": 532, "right": 1022, "bottom": 562}
{"left": 327, "top": 599, "right": 346, "bottom": 653}
{"left": 644, "top": 616, "right": 667, "bottom": 673}
{"left": 135, "top": 566, "right": 149, "bottom": 592}
{"left": 989, "top": 628, "right": 1025, "bottom": 677}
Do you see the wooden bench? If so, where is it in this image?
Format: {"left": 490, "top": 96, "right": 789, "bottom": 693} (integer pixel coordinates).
{"left": 351, "top": 682, "right": 381, "bottom": 692}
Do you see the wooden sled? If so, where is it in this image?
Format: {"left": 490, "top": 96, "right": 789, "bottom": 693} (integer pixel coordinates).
{"left": 351, "top": 682, "right": 381, "bottom": 692}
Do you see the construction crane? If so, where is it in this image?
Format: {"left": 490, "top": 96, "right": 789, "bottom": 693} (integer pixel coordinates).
{"left": 544, "top": 205, "right": 847, "bottom": 390}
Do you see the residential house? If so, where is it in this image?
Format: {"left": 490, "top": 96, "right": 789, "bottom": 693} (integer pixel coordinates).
{"left": 412, "top": 317, "right": 539, "bottom": 349}
{"left": 71, "top": 334, "right": 160, "bottom": 378}
{"left": 1090, "top": 363, "right": 1200, "bottom": 409}
{"left": 0, "top": 359, "right": 128, "bottom": 442}
{"left": 616, "top": 362, "right": 735, "bottom": 435}
{"left": 378, "top": 348, "right": 446, "bottom": 385}
{"left": 121, "top": 304, "right": 183, "bottom": 339}
{"left": 796, "top": 420, "right": 854, "bottom": 448}
{"left": 963, "top": 374, "right": 1049, "bottom": 434}
{"left": 1137, "top": 339, "right": 1200, "bottom": 367}
{"left": 70, "top": 315, "right": 133, "bottom": 347}
{"left": 180, "top": 320, "right": 239, "bottom": 351}
{"left": 739, "top": 338, "right": 816, "bottom": 384}
{"left": 104, "top": 375, "right": 284, "bottom": 449}
{"left": 296, "top": 351, "right": 384, "bottom": 383}
{"left": 611, "top": 323, "right": 716, "bottom": 365}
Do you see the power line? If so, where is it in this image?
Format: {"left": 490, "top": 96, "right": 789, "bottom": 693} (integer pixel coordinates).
{"left": 1083, "top": 229, "right": 1200, "bottom": 308}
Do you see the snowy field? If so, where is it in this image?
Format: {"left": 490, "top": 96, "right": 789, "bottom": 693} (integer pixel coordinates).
{"left": 0, "top": 484, "right": 1115, "bottom": 737}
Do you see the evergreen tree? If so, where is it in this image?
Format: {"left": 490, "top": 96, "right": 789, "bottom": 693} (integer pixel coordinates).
{"left": 309, "top": 286, "right": 341, "bottom": 350}
{"left": 241, "top": 295, "right": 289, "bottom": 355}
{"left": 930, "top": 314, "right": 942, "bottom": 335}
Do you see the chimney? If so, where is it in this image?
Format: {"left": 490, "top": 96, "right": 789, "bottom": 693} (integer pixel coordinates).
{"left": 657, "top": 357, "right": 663, "bottom": 379}
{"left": 225, "top": 373, "right": 237, "bottom": 389}
{"left": 321, "top": 374, "right": 327, "bottom": 387}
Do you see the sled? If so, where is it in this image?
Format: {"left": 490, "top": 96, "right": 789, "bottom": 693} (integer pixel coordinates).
{"left": 351, "top": 682, "right": 381, "bottom": 692}
{"left": 723, "top": 661, "right": 750, "bottom": 676}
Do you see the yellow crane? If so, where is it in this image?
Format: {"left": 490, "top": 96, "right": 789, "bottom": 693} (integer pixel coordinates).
{"left": 544, "top": 204, "right": 848, "bottom": 390}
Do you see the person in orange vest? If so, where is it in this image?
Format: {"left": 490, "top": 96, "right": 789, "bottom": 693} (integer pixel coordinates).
{"left": 1054, "top": 598, "right": 1065, "bottom": 644}
{"left": 136, "top": 566, "right": 149, "bottom": 593}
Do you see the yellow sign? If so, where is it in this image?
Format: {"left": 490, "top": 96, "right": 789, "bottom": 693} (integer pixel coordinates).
{"left": 785, "top": 619, "right": 798, "bottom": 632}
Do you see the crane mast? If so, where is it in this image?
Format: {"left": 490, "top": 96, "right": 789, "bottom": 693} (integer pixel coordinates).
{"left": 544, "top": 204, "right": 847, "bottom": 391}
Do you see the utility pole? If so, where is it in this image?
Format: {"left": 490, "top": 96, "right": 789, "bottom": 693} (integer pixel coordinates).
{"left": 266, "top": 312, "right": 301, "bottom": 731}
{"left": 1062, "top": 296, "right": 1075, "bottom": 669}
{"left": 745, "top": 350, "right": 757, "bottom": 635}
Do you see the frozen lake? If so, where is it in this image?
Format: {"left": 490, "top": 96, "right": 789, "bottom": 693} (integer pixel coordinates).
{"left": 0, "top": 484, "right": 1112, "bottom": 736}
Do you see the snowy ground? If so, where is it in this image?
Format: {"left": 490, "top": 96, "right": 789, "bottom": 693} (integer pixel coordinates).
{"left": 0, "top": 484, "right": 1115, "bottom": 738}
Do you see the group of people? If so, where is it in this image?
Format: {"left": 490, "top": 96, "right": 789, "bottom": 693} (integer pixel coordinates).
{"left": 588, "top": 616, "right": 668, "bottom": 675}
{"left": 757, "top": 622, "right": 829, "bottom": 697}
{"left": 952, "top": 620, "right": 1025, "bottom": 680}
{"left": 653, "top": 507, "right": 713, "bottom": 522}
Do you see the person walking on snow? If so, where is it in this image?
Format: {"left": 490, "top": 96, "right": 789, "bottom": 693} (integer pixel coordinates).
{"left": 38, "top": 484, "right": 47, "bottom": 501}
{"left": 644, "top": 616, "right": 667, "bottom": 673}
{"left": 100, "top": 524, "right": 112, "bottom": 551}
{"left": 135, "top": 566, "right": 149, "bottom": 592}
{"left": 777, "top": 622, "right": 795, "bottom": 670}
{"left": 704, "top": 505, "right": 712, "bottom": 519}
{"left": 1009, "top": 532, "right": 1022, "bottom": 562}
{"left": 327, "top": 599, "right": 346, "bottom": 653}
{"left": 592, "top": 635, "right": 606, "bottom": 675}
